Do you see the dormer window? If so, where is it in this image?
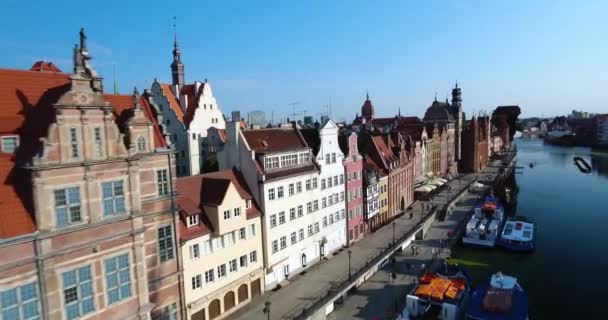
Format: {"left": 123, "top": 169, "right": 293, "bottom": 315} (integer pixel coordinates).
{"left": 188, "top": 214, "right": 199, "bottom": 227}
{"left": 137, "top": 136, "right": 146, "bottom": 152}
{"left": 264, "top": 156, "right": 279, "bottom": 170}
{"left": 0, "top": 135, "right": 18, "bottom": 153}
{"left": 246, "top": 199, "right": 252, "bottom": 209}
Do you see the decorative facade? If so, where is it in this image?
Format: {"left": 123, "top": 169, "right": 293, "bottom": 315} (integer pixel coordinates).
{"left": 218, "top": 122, "right": 346, "bottom": 290}
{"left": 339, "top": 132, "right": 365, "bottom": 244}
{"left": 148, "top": 36, "right": 225, "bottom": 176}
{"left": 176, "top": 169, "right": 264, "bottom": 320}
{"left": 0, "top": 30, "right": 181, "bottom": 320}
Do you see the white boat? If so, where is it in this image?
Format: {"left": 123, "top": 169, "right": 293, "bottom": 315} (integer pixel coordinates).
{"left": 497, "top": 217, "right": 536, "bottom": 252}
{"left": 462, "top": 196, "right": 504, "bottom": 247}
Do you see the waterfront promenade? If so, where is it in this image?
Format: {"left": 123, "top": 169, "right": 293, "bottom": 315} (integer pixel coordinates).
{"left": 229, "top": 154, "right": 514, "bottom": 320}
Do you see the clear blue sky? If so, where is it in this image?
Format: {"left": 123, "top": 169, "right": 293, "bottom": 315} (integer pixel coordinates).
{"left": 2, "top": 0, "right": 606, "bottom": 120}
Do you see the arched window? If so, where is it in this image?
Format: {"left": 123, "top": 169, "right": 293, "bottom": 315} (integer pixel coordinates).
{"left": 137, "top": 136, "right": 146, "bottom": 152}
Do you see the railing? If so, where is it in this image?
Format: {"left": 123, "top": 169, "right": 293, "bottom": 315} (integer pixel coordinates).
{"left": 286, "top": 206, "right": 439, "bottom": 320}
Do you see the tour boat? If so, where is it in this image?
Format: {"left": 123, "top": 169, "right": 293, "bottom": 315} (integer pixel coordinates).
{"left": 465, "top": 272, "right": 529, "bottom": 320}
{"left": 462, "top": 196, "right": 504, "bottom": 247}
{"left": 397, "top": 265, "right": 472, "bottom": 320}
{"left": 496, "top": 217, "right": 536, "bottom": 252}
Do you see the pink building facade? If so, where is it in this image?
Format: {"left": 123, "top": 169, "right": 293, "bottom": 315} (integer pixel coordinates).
{"left": 340, "top": 132, "right": 365, "bottom": 244}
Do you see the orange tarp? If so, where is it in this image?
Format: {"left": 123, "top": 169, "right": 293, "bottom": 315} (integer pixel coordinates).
{"left": 414, "top": 276, "right": 466, "bottom": 301}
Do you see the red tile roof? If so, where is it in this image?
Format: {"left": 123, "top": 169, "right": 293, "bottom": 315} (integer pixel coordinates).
{"left": 0, "top": 67, "right": 167, "bottom": 238}
{"left": 160, "top": 84, "right": 184, "bottom": 123}
{"left": 242, "top": 127, "right": 308, "bottom": 152}
{"left": 176, "top": 168, "right": 261, "bottom": 241}
{"left": 29, "top": 61, "right": 62, "bottom": 73}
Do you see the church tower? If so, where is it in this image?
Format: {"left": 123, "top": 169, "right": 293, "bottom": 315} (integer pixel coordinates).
{"left": 451, "top": 82, "right": 463, "bottom": 162}
{"left": 170, "top": 33, "right": 185, "bottom": 86}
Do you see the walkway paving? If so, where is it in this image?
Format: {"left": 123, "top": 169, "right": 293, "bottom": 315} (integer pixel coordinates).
{"left": 229, "top": 155, "right": 513, "bottom": 320}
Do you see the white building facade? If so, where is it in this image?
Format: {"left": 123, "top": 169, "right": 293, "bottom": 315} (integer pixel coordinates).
{"left": 218, "top": 122, "right": 347, "bottom": 290}
{"left": 147, "top": 37, "right": 225, "bottom": 176}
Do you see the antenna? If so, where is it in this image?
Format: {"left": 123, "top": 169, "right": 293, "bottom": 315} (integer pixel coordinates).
{"left": 288, "top": 101, "right": 304, "bottom": 122}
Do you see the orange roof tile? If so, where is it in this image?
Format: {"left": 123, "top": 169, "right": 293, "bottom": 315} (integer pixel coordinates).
{"left": 0, "top": 154, "right": 36, "bottom": 238}
{"left": 160, "top": 84, "right": 184, "bottom": 123}
{"left": 30, "top": 61, "right": 62, "bottom": 73}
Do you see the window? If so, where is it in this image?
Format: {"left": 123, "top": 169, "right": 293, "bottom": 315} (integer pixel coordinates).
{"left": 136, "top": 136, "right": 146, "bottom": 152}
{"left": 189, "top": 244, "right": 200, "bottom": 259}
{"left": 270, "top": 214, "right": 277, "bottom": 227}
{"left": 240, "top": 255, "right": 248, "bottom": 268}
{"left": 101, "top": 180, "right": 125, "bottom": 216}
{"left": 321, "top": 179, "right": 326, "bottom": 190}
{"left": 265, "top": 157, "right": 279, "bottom": 170}
{"left": 322, "top": 198, "right": 327, "bottom": 208}
{"left": 314, "top": 222, "right": 320, "bottom": 233}
{"left": 296, "top": 181, "right": 302, "bottom": 193}
{"left": 323, "top": 216, "right": 328, "bottom": 227}
{"left": 191, "top": 275, "right": 202, "bottom": 290}
{"left": 203, "top": 240, "right": 212, "bottom": 255}
{"left": 299, "top": 152, "right": 309, "bottom": 164}
{"left": 223, "top": 232, "right": 235, "bottom": 247}
{"left": 93, "top": 128, "right": 103, "bottom": 157}
{"left": 248, "top": 224, "right": 256, "bottom": 237}
{"left": 328, "top": 178, "right": 333, "bottom": 188}
{"left": 268, "top": 188, "right": 275, "bottom": 200}
{"left": 341, "top": 209, "right": 346, "bottom": 219}
{"left": 223, "top": 209, "right": 231, "bottom": 220}
{"left": 272, "top": 240, "right": 278, "bottom": 253}
{"left": 334, "top": 193, "right": 339, "bottom": 203}
{"left": 249, "top": 250, "right": 257, "bottom": 263}
{"left": 313, "top": 200, "right": 319, "bottom": 211}
{"left": 334, "top": 176, "right": 339, "bottom": 186}
{"left": 157, "top": 170, "right": 169, "bottom": 196}
{"left": 280, "top": 236, "right": 287, "bottom": 249}
{"left": 332, "top": 153, "right": 337, "bottom": 163}
{"left": 217, "top": 264, "right": 227, "bottom": 278}
{"left": 325, "top": 154, "right": 330, "bottom": 164}
{"left": 213, "top": 237, "right": 224, "bottom": 251}
{"left": 329, "top": 214, "right": 334, "bottom": 224}
{"left": 307, "top": 225, "right": 313, "bottom": 236}
{"left": 340, "top": 191, "right": 344, "bottom": 201}
{"left": 246, "top": 199, "right": 252, "bottom": 209}
{"left": 299, "top": 228, "right": 304, "bottom": 240}
{"left": 70, "top": 127, "right": 79, "bottom": 158}
{"left": 290, "top": 208, "right": 296, "bottom": 220}
{"left": 297, "top": 205, "right": 303, "bottom": 217}
{"left": 239, "top": 227, "right": 246, "bottom": 240}
{"left": 158, "top": 226, "right": 174, "bottom": 262}
{"left": 54, "top": 187, "right": 81, "bottom": 226}
{"left": 188, "top": 215, "right": 199, "bottom": 227}
{"left": 288, "top": 184, "right": 294, "bottom": 196}
{"left": 283, "top": 265, "right": 290, "bottom": 276}
{"left": 63, "top": 265, "right": 94, "bottom": 320}
{"left": 204, "top": 269, "right": 214, "bottom": 283}
{"left": 312, "top": 178, "right": 318, "bottom": 189}
{"left": 340, "top": 174, "right": 344, "bottom": 184}
{"left": 234, "top": 207, "right": 241, "bottom": 217}
{"left": 0, "top": 282, "right": 40, "bottom": 320}
{"left": 277, "top": 186, "right": 284, "bottom": 198}
{"left": 306, "top": 202, "right": 312, "bottom": 214}
{"left": 335, "top": 212, "right": 340, "bottom": 221}
{"left": 159, "top": 302, "right": 179, "bottom": 320}
{"left": 291, "top": 232, "right": 297, "bottom": 244}
{"left": 278, "top": 211, "right": 286, "bottom": 224}
{"left": 229, "top": 259, "right": 238, "bottom": 273}
{"left": 280, "top": 154, "right": 298, "bottom": 167}
{"left": 0, "top": 136, "right": 18, "bottom": 153}
{"left": 328, "top": 196, "right": 333, "bottom": 206}
{"left": 305, "top": 179, "right": 311, "bottom": 190}
{"left": 191, "top": 133, "right": 196, "bottom": 140}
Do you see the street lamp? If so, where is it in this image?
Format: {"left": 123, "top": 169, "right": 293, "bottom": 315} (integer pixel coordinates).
{"left": 263, "top": 301, "right": 271, "bottom": 320}
{"left": 348, "top": 250, "right": 352, "bottom": 280}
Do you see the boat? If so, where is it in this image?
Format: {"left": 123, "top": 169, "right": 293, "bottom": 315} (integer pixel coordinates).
{"left": 496, "top": 217, "right": 536, "bottom": 252}
{"left": 397, "top": 265, "right": 472, "bottom": 320}
{"left": 528, "top": 162, "right": 535, "bottom": 168}
{"left": 462, "top": 196, "right": 504, "bottom": 247}
{"left": 465, "top": 272, "right": 529, "bottom": 320}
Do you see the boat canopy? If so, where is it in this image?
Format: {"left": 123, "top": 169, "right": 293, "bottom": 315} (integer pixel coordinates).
{"left": 501, "top": 220, "right": 534, "bottom": 242}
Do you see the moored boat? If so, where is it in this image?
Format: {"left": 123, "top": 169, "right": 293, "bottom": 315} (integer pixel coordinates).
{"left": 465, "top": 272, "right": 529, "bottom": 320}
{"left": 397, "top": 265, "right": 471, "bottom": 320}
{"left": 496, "top": 217, "right": 535, "bottom": 252}
{"left": 462, "top": 196, "right": 504, "bottom": 247}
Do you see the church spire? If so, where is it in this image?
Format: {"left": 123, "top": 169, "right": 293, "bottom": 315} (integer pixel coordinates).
{"left": 170, "top": 17, "right": 185, "bottom": 86}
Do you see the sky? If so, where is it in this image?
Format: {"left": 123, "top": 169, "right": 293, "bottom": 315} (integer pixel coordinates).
{"left": 1, "top": 0, "right": 607, "bottom": 121}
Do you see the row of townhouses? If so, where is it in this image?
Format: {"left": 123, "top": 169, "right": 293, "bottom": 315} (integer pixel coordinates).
{"left": 0, "top": 30, "right": 511, "bottom": 320}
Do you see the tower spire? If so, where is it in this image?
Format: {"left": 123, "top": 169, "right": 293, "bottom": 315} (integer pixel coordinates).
{"left": 366, "top": 90, "right": 369, "bottom": 101}
{"left": 170, "top": 16, "right": 185, "bottom": 86}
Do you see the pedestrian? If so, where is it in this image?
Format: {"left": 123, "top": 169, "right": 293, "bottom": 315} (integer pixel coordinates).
{"left": 411, "top": 245, "right": 415, "bottom": 256}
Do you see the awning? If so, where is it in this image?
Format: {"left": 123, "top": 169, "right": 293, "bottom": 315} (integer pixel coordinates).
{"left": 415, "top": 185, "right": 434, "bottom": 192}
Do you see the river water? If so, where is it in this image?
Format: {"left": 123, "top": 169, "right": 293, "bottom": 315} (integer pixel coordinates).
{"left": 451, "top": 138, "right": 608, "bottom": 319}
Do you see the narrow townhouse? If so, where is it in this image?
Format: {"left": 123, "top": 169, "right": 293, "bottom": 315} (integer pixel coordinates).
{"left": 338, "top": 132, "right": 365, "bottom": 244}
{"left": 0, "top": 29, "right": 182, "bottom": 320}
{"left": 362, "top": 159, "right": 380, "bottom": 232}
{"left": 176, "top": 169, "right": 264, "bottom": 320}
{"left": 219, "top": 122, "right": 346, "bottom": 290}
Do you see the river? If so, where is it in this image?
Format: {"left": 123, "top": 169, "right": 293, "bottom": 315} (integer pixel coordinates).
{"left": 451, "top": 138, "right": 608, "bottom": 319}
